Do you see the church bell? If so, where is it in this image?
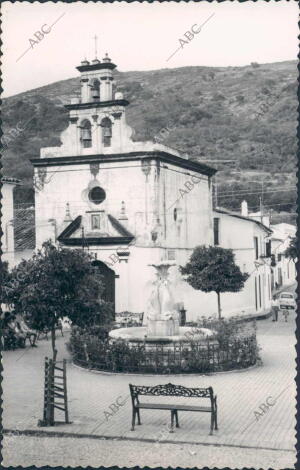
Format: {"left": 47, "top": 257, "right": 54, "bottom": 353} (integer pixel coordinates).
{"left": 103, "top": 127, "right": 112, "bottom": 137}
{"left": 92, "top": 87, "right": 100, "bottom": 99}
{"left": 82, "top": 128, "right": 91, "bottom": 140}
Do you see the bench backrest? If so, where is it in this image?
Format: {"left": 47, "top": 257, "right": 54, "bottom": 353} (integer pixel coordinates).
{"left": 129, "top": 382, "right": 213, "bottom": 403}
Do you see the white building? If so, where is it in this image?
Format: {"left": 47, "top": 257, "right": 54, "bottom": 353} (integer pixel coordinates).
{"left": 270, "top": 223, "right": 296, "bottom": 289}
{"left": 1, "top": 176, "right": 20, "bottom": 267}
{"left": 213, "top": 205, "right": 272, "bottom": 317}
{"left": 32, "top": 54, "right": 216, "bottom": 319}
{"left": 32, "top": 54, "right": 273, "bottom": 321}
{"left": 248, "top": 207, "right": 296, "bottom": 291}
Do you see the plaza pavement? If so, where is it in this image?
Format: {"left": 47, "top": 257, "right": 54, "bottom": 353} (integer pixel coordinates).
{"left": 2, "top": 286, "right": 296, "bottom": 467}
{"left": 2, "top": 434, "right": 295, "bottom": 468}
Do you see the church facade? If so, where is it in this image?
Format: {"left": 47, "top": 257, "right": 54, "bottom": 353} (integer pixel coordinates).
{"left": 32, "top": 54, "right": 271, "bottom": 320}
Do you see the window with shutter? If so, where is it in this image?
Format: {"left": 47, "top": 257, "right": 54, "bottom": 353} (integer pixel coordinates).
{"left": 213, "top": 218, "right": 219, "bottom": 245}
{"left": 254, "top": 236, "right": 259, "bottom": 259}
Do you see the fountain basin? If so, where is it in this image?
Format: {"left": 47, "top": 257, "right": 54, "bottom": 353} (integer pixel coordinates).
{"left": 109, "top": 326, "right": 215, "bottom": 347}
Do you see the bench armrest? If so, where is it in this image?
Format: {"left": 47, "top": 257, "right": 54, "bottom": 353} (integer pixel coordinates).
{"left": 129, "top": 384, "right": 138, "bottom": 407}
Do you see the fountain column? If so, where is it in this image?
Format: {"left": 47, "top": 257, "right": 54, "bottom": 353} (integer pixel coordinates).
{"left": 144, "top": 263, "right": 179, "bottom": 336}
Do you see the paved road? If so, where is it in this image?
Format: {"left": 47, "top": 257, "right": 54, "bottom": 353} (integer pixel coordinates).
{"left": 2, "top": 434, "right": 295, "bottom": 469}
{"left": 2, "top": 283, "right": 297, "bottom": 467}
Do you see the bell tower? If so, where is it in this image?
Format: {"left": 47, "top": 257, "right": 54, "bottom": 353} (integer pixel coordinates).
{"left": 56, "top": 49, "right": 132, "bottom": 156}
{"left": 77, "top": 52, "right": 116, "bottom": 104}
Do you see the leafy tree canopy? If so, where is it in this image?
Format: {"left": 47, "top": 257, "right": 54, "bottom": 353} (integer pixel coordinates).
{"left": 180, "top": 245, "right": 249, "bottom": 319}
{"left": 3, "top": 241, "right": 113, "bottom": 332}
{"left": 180, "top": 245, "right": 249, "bottom": 294}
{"left": 0, "top": 261, "right": 10, "bottom": 288}
{"left": 284, "top": 236, "right": 298, "bottom": 261}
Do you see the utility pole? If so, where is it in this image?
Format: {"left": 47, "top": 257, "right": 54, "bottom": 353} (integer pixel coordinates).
{"left": 213, "top": 174, "right": 218, "bottom": 209}
{"left": 94, "top": 34, "right": 98, "bottom": 59}
{"left": 259, "top": 197, "right": 264, "bottom": 224}
{"left": 260, "top": 179, "right": 264, "bottom": 223}
{"left": 81, "top": 227, "right": 85, "bottom": 251}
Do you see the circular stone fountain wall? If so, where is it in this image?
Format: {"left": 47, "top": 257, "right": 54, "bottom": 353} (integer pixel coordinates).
{"left": 109, "top": 325, "right": 215, "bottom": 350}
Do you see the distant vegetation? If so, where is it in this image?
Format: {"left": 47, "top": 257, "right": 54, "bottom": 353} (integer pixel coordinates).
{"left": 2, "top": 60, "right": 297, "bottom": 223}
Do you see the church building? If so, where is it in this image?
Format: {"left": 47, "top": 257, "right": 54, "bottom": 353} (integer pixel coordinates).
{"left": 32, "top": 54, "right": 271, "bottom": 320}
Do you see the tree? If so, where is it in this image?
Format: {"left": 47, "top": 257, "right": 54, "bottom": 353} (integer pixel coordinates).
{"left": 0, "top": 261, "right": 10, "bottom": 296}
{"left": 284, "top": 237, "right": 297, "bottom": 261}
{"left": 180, "top": 245, "right": 249, "bottom": 319}
{"left": 4, "top": 241, "right": 113, "bottom": 360}
{"left": 0, "top": 261, "right": 12, "bottom": 317}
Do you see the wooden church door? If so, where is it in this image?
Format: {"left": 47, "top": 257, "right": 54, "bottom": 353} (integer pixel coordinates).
{"left": 91, "top": 260, "right": 116, "bottom": 316}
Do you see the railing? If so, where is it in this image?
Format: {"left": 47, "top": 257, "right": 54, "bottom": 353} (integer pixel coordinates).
{"left": 68, "top": 335, "right": 258, "bottom": 374}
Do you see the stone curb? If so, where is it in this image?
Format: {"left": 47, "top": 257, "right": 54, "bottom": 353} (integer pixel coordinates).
{"left": 71, "top": 359, "right": 261, "bottom": 377}
{"left": 3, "top": 428, "right": 294, "bottom": 453}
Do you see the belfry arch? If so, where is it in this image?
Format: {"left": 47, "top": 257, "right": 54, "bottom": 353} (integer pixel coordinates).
{"left": 101, "top": 117, "right": 112, "bottom": 147}
{"left": 80, "top": 119, "right": 92, "bottom": 148}
{"left": 91, "top": 79, "right": 100, "bottom": 102}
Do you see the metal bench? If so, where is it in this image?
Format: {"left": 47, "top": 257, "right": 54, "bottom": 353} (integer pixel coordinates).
{"left": 129, "top": 382, "right": 218, "bottom": 435}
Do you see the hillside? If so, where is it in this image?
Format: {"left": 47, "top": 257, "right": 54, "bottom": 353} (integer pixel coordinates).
{"left": 2, "top": 60, "right": 297, "bottom": 222}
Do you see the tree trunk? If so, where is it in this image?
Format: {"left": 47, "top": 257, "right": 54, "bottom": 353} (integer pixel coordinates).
{"left": 51, "top": 326, "right": 57, "bottom": 362}
{"left": 217, "top": 292, "right": 222, "bottom": 319}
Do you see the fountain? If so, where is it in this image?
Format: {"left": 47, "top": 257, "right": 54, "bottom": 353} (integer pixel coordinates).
{"left": 143, "top": 263, "right": 180, "bottom": 337}
{"left": 109, "top": 263, "right": 214, "bottom": 349}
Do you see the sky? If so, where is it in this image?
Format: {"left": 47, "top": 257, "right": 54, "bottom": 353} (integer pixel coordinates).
{"left": 2, "top": 1, "right": 299, "bottom": 97}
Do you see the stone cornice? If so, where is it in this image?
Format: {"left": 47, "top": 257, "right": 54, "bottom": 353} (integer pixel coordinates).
{"left": 59, "top": 236, "right": 134, "bottom": 246}
{"left": 64, "top": 99, "right": 129, "bottom": 111}
{"left": 31, "top": 151, "right": 217, "bottom": 176}
{"left": 76, "top": 62, "right": 117, "bottom": 73}
{"left": 1, "top": 176, "right": 21, "bottom": 185}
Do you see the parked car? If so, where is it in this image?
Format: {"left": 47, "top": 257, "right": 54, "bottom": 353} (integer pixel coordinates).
{"left": 278, "top": 292, "right": 296, "bottom": 310}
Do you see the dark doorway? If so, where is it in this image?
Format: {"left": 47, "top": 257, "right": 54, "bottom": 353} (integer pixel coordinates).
{"left": 271, "top": 268, "right": 274, "bottom": 291}
{"left": 92, "top": 260, "right": 116, "bottom": 316}
{"left": 278, "top": 267, "right": 283, "bottom": 286}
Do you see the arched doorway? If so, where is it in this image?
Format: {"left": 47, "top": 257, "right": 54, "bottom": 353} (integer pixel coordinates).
{"left": 92, "top": 260, "right": 116, "bottom": 316}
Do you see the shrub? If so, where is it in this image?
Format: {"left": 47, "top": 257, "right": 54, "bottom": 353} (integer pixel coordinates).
{"left": 244, "top": 71, "right": 254, "bottom": 77}
{"left": 80, "top": 324, "right": 112, "bottom": 340}
{"left": 264, "top": 79, "right": 276, "bottom": 88}
{"left": 67, "top": 317, "right": 259, "bottom": 374}
{"left": 236, "top": 95, "right": 245, "bottom": 104}
{"left": 140, "top": 90, "right": 154, "bottom": 100}
{"left": 212, "top": 93, "right": 226, "bottom": 101}
{"left": 261, "top": 87, "right": 270, "bottom": 95}
{"left": 192, "top": 108, "right": 212, "bottom": 120}
{"left": 2, "top": 328, "right": 22, "bottom": 350}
